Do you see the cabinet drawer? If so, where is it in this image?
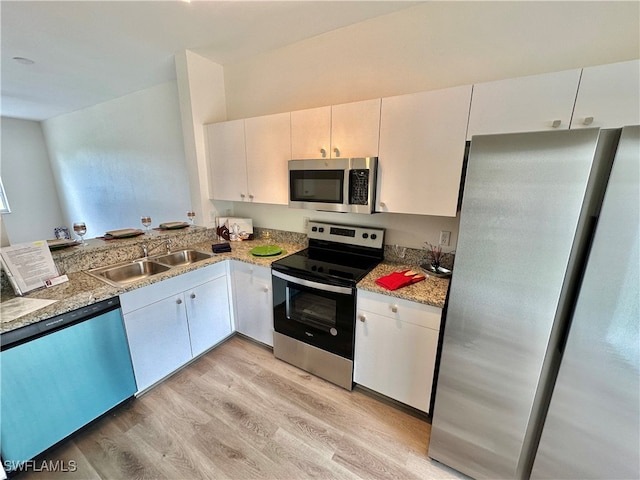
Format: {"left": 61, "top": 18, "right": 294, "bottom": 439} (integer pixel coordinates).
{"left": 357, "top": 289, "right": 442, "bottom": 331}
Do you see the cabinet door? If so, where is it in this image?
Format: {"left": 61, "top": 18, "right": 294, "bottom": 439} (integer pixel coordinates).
{"left": 185, "top": 276, "right": 233, "bottom": 357}
{"left": 291, "top": 106, "right": 331, "bottom": 159}
{"left": 354, "top": 309, "right": 440, "bottom": 413}
{"left": 330, "top": 99, "right": 381, "bottom": 158}
{"left": 378, "top": 85, "right": 472, "bottom": 217}
{"left": 467, "top": 69, "right": 581, "bottom": 139}
{"left": 232, "top": 261, "right": 274, "bottom": 346}
{"left": 206, "top": 119, "right": 248, "bottom": 201}
{"left": 571, "top": 60, "right": 640, "bottom": 129}
{"left": 123, "top": 295, "right": 192, "bottom": 392}
{"left": 245, "top": 112, "right": 291, "bottom": 205}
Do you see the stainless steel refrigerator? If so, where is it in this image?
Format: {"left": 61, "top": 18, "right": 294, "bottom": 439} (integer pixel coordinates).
{"left": 428, "top": 126, "right": 639, "bottom": 479}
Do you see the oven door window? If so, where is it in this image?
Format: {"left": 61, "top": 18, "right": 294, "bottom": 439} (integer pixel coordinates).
{"left": 290, "top": 170, "right": 344, "bottom": 204}
{"left": 286, "top": 286, "right": 337, "bottom": 332}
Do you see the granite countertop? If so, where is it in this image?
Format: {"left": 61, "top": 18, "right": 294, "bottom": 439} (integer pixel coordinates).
{"left": 1, "top": 234, "right": 450, "bottom": 334}
{"left": 358, "top": 262, "right": 450, "bottom": 309}
{"left": 0, "top": 238, "right": 304, "bottom": 334}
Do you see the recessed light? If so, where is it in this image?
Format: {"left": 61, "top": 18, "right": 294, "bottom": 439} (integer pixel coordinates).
{"left": 13, "top": 57, "right": 35, "bottom": 65}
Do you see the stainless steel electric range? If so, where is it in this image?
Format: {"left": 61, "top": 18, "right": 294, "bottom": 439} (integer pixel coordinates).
{"left": 271, "top": 221, "right": 385, "bottom": 390}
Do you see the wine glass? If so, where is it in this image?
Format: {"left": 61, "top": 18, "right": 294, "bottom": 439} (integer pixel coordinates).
{"left": 141, "top": 216, "right": 152, "bottom": 232}
{"left": 73, "top": 222, "right": 87, "bottom": 246}
{"left": 187, "top": 210, "right": 196, "bottom": 225}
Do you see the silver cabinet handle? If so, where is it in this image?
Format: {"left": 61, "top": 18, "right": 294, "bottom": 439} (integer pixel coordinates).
{"left": 358, "top": 314, "right": 366, "bottom": 322}
{"left": 551, "top": 119, "right": 561, "bottom": 128}
{"left": 333, "top": 147, "right": 340, "bottom": 157}
{"left": 176, "top": 298, "right": 183, "bottom": 305}
{"left": 379, "top": 202, "right": 386, "bottom": 208}
{"left": 583, "top": 116, "right": 594, "bottom": 126}
{"left": 249, "top": 194, "right": 254, "bottom": 200}
{"left": 190, "top": 293, "right": 196, "bottom": 299}
{"left": 320, "top": 148, "right": 327, "bottom": 158}
{"left": 391, "top": 305, "right": 398, "bottom": 313}
{"left": 240, "top": 193, "right": 246, "bottom": 199}
{"left": 272, "top": 270, "right": 353, "bottom": 295}
{"left": 262, "top": 286, "right": 269, "bottom": 293}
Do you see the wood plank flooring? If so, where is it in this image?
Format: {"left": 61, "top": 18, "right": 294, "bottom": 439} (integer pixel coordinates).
{"left": 17, "top": 336, "right": 466, "bottom": 480}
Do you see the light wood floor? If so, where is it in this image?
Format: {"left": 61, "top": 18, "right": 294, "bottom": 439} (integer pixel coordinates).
{"left": 19, "top": 335, "right": 465, "bottom": 480}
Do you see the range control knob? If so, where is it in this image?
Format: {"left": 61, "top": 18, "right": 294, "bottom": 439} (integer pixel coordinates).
{"left": 371, "top": 234, "right": 377, "bottom": 240}
{"left": 311, "top": 226, "right": 318, "bottom": 232}
{"left": 362, "top": 233, "right": 369, "bottom": 239}
{"left": 319, "top": 227, "right": 325, "bottom": 233}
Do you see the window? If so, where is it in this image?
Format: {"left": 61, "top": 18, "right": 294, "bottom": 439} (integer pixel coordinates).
{"left": 0, "top": 177, "right": 11, "bottom": 214}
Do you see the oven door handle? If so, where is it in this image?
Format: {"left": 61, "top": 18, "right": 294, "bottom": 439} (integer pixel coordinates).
{"left": 272, "top": 270, "right": 353, "bottom": 295}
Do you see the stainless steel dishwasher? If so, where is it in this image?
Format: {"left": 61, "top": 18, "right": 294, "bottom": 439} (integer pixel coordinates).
{"left": 0, "top": 297, "right": 137, "bottom": 473}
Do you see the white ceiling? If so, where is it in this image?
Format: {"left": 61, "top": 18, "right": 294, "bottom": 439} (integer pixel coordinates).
{"left": 1, "top": 1, "right": 419, "bottom": 121}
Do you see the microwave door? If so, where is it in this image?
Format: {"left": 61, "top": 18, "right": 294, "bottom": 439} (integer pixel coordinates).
{"left": 289, "top": 169, "right": 348, "bottom": 212}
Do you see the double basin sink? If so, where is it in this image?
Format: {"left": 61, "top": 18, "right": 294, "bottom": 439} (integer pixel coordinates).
{"left": 87, "top": 249, "right": 213, "bottom": 287}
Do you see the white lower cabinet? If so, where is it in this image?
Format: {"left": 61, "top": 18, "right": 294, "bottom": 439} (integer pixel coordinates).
{"left": 186, "top": 275, "right": 233, "bottom": 357}
{"left": 355, "top": 289, "right": 442, "bottom": 413}
{"left": 120, "top": 262, "right": 232, "bottom": 392}
{"left": 231, "top": 260, "right": 274, "bottom": 346}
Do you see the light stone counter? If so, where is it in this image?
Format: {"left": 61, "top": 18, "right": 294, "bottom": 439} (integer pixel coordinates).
{"left": 358, "top": 262, "right": 450, "bottom": 309}
{"left": 1, "top": 225, "right": 450, "bottom": 333}
{"left": 1, "top": 230, "right": 305, "bottom": 334}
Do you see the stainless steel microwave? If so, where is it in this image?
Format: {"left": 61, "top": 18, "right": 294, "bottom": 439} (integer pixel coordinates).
{"left": 288, "top": 157, "right": 377, "bottom": 214}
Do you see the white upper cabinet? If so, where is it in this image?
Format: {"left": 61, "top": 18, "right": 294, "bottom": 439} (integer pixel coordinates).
{"left": 467, "top": 69, "right": 581, "bottom": 140}
{"left": 207, "top": 113, "right": 291, "bottom": 204}
{"left": 571, "top": 59, "right": 640, "bottom": 129}
{"left": 244, "top": 112, "right": 291, "bottom": 205}
{"left": 291, "top": 106, "right": 331, "bottom": 159}
{"left": 206, "top": 119, "right": 247, "bottom": 202}
{"left": 291, "top": 99, "right": 381, "bottom": 159}
{"left": 330, "top": 98, "right": 381, "bottom": 158}
{"left": 377, "top": 85, "right": 472, "bottom": 217}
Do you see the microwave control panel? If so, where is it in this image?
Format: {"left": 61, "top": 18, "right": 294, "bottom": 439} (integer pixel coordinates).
{"left": 349, "top": 169, "right": 370, "bottom": 205}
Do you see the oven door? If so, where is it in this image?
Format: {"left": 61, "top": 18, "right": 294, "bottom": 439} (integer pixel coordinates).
{"left": 272, "top": 270, "right": 355, "bottom": 359}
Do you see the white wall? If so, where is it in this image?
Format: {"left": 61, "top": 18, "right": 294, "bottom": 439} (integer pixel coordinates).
{"left": 0, "top": 117, "right": 65, "bottom": 243}
{"left": 207, "top": 1, "right": 639, "bottom": 249}
{"left": 224, "top": 2, "right": 640, "bottom": 119}
{"left": 42, "top": 82, "right": 191, "bottom": 239}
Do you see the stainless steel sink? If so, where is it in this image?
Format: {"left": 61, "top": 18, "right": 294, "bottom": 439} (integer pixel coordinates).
{"left": 87, "top": 259, "right": 171, "bottom": 287}
{"left": 87, "top": 249, "right": 213, "bottom": 287}
{"left": 152, "top": 249, "right": 213, "bottom": 267}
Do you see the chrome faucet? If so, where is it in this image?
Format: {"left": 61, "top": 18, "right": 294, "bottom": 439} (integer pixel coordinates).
{"left": 141, "top": 239, "right": 172, "bottom": 257}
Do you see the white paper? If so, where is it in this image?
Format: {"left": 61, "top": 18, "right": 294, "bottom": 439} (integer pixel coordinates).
{"left": 0, "top": 241, "right": 59, "bottom": 294}
{"left": 1, "top": 297, "right": 57, "bottom": 323}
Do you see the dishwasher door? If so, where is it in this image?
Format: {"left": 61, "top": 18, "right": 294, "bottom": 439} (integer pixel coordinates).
{"left": 0, "top": 297, "right": 137, "bottom": 471}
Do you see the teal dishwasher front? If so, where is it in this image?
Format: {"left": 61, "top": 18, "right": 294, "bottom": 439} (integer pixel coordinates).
{"left": 0, "top": 297, "right": 137, "bottom": 472}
